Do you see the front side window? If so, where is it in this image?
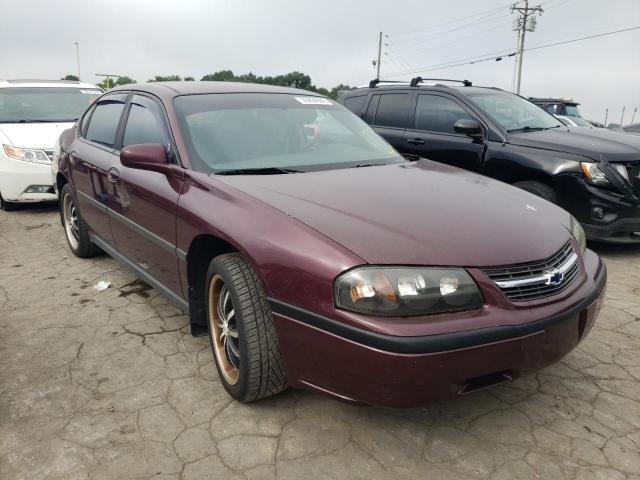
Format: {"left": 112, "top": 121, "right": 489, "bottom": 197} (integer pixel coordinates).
{"left": 0, "top": 87, "right": 102, "bottom": 123}
{"left": 373, "top": 94, "right": 410, "bottom": 128}
{"left": 122, "top": 95, "right": 169, "bottom": 147}
{"left": 414, "top": 95, "right": 474, "bottom": 134}
{"left": 84, "top": 94, "right": 128, "bottom": 147}
{"left": 174, "top": 93, "right": 403, "bottom": 174}
{"left": 469, "top": 93, "right": 561, "bottom": 133}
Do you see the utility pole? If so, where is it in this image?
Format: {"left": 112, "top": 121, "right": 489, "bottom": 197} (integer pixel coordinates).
{"left": 631, "top": 107, "right": 637, "bottom": 125}
{"left": 95, "top": 73, "right": 124, "bottom": 90}
{"left": 604, "top": 108, "right": 608, "bottom": 127}
{"left": 620, "top": 106, "right": 626, "bottom": 125}
{"left": 511, "top": 1, "right": 543, "bottom": 94}
{"left": 74, "top": 41, "right": 81, "bottom": 81}
{"left": 376, "top": 31, "right": 382, "bottom": 80}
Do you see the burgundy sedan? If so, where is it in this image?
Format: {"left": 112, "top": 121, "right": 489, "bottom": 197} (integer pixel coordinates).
{"left": 55, "top": 82, "right": 606, "bottom": 407}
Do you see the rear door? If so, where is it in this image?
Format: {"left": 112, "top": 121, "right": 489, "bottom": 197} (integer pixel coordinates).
{"left": 71, "top": 92, "right": 129, "bottom": 245}
{"left": 367, "top": 92, "right": 412, "bottom": 150}
{"left": 107, "top": 93, "right": 185, "bottom": 296}
{"left": 402, "top": 93, "right": 485, "bottom": 172}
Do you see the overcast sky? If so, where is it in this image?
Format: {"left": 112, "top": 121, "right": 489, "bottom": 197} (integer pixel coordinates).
{"left": 1, "top": 0, "right": 638, "bottom": 122}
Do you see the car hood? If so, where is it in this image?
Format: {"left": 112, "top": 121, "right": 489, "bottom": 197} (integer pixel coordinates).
{"left": 0, "top": 122, "right": 75, "bottom": 149}
{"left": 216, "top": 161, "right": 572, "bottom": 267}
{"left": 508, "top": 127, "right": 640, "bottom": 162}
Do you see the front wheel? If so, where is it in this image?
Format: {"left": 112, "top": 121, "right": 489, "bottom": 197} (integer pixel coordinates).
{"left": 206, "top": 253, "right": 286, "bottom": 402}
{"left": 0, "top": 193, "right": 17, "bottom": 211}
{"left": 60, "top": 185, "right": 100, "bottom": 258}
{"left": 514, "top": 181, "right": 557, "bottom": 203}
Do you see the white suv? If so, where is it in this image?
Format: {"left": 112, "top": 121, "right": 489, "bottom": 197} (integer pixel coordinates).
{"left": 0, "top": 79, "right": 102, "bottom": 210}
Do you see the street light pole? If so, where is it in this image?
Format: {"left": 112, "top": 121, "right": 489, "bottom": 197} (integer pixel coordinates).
{"left": 376, "top": 31, "right": 382, "bottom": 80}
{"left": 74, "top": 42, "right": 81, "bottom": 81}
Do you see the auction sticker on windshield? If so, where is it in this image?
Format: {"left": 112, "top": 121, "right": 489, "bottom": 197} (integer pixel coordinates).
{"left": 294, "top": 96, "right": 333, "bottom": 105}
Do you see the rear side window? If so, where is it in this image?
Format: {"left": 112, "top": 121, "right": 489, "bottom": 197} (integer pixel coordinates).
{"left": 84, "top": 94, "right": 128, "bottom": 147}
{"left": 414, "top": 95, "right": 474, "bottom": 134}
{"left": 122, "top": 95, "right": 169, "bottom": 147}
{"left": 343, "top": 95, "right": 367, "bottom": 116}
{"left": 373, "top": 94, "right": 410, "bottom": 129}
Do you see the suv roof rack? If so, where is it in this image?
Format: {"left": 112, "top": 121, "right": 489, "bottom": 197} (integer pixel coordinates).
{"left": 368, "top": 79, "right": 410, "bottom": 88}
{"left": 409, "top": 77, "right": 472, "bottom": 87}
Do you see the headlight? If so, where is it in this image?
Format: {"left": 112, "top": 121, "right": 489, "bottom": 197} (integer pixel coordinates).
{"left": 335, "top": 267, "right": 484, "bottom": 316}
{"left": 3, "top": 145, "right": 51, "bottom": 164}
{"left": 581, "top": 161, "right": 629, "bottom": 186}
{"left": 570, "top": 215, "right": 587, "bottom": 253}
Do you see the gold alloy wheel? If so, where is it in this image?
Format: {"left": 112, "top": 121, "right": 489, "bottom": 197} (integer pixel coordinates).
{"left": 208, "top": 274, "right": 240, "bottom": 385}
{"left": 62, "top": 193, "right": 80, "bottom": 250}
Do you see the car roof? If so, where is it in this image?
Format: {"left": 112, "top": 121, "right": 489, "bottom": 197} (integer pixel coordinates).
{"left": 0, "top": 79, "right": 101, "bottom": 90}
{"left": 108, "top": 81, "right": 323, "bottom": 98}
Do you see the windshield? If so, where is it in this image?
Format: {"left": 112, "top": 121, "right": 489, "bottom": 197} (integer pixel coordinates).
{"left": 174, "top": 93, "right": 404, "bottom": 173}
{"left": 0, "top": 87, "right": 102, "bottom": 123}
{"left": 566, "top": 116, "right": 592, "bottom": 127}
{"left": 565, "top": 105, "right": 581, "bottom": 117}
{"left": 469, "top": 93, "right": 562, "bottom": 132}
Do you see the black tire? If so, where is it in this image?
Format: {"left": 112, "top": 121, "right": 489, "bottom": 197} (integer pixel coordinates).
{"left": 60, "top": 184, "right": 100, "bottom": 258}
{"left": 205, "top": 252, "right": 286, "bottom": 402}
{"left": 514, "top": 181, "right": 557, "bottom": 203}
{"left": 0, "top": 193, "right": 18, "bottom": 211}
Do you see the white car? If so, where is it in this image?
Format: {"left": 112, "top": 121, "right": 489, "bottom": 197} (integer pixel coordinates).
{"left": 554, "top": 114, "right": 598, "bottom": 128}
{"left": 0, "top": 79, "right": 102, "bottom": 210}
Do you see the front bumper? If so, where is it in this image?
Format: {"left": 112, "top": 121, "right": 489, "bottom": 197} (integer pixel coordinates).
{"left": 271, "top": 250, "right": 607, "bottom": 407}
{"left": 556, "top": 176, "right": 640, "bottom": 244}
{"left": 0, "top": 155, "right": 56, "bottom": 202}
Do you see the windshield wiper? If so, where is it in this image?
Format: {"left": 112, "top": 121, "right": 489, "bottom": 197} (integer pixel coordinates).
{"left": 507, "top": 126, "right": 547, "bottom": 133}
{"left": 213, "top": 167, "right": 302, "bottom": 175}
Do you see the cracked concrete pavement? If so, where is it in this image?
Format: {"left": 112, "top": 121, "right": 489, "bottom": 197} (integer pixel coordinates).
{"left": 1, "top": 204, "right": 640, "bottom": 480}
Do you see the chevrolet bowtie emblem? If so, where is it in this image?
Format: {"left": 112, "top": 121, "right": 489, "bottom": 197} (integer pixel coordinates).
{"left": 544, "top": 269, "right": 564, "bottom": 286}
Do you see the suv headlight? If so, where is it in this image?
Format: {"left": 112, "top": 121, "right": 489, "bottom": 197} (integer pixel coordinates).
{"left": 335, "top": 267, "right": 484, "bottom": 316}
{"left": 581, "top": 161, "right": 629, "bottom": 186}
{"left": 570, "top": 215, "right": 587, "bottom": 253}
{"left": 3, "top": 145, "right": 51, "bottom": 164}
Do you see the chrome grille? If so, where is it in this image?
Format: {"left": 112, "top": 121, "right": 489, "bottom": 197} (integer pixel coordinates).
{"left": 481, "top": 242, "right": 580, "bottom": 302}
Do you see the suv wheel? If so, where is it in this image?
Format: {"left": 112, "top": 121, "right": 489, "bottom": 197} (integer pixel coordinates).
{"left": 206, "top": 253, "right": 286, "bottom": 402}
{"left": 60, "top": 185, "right": 100, "bottom": 257}
{"left": 514, "top": 181, "right": 557, "bottom": 203}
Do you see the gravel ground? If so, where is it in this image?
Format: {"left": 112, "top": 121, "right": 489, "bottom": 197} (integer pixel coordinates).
{"left": 1, "top": 204, "right": 640, "bottom": 480}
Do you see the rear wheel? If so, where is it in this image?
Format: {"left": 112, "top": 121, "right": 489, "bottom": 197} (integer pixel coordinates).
{"left": 206, "top": 253, "right": 286, "bottom": 402}
{"left": 514, "top": 181, "right": 557, "bottom": 203}
{"left": 60, "top": 185, "right": 100, "bottom": 258}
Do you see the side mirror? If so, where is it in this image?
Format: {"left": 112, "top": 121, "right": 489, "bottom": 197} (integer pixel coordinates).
{"left": 120, "top": 144, "right": 169, "bottom": 173}
{"left": 454, "top": 119, "right": 484, "bottom": 139}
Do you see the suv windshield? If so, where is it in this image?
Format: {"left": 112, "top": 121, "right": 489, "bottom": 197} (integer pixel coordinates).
{"left": 565, "top": 105, "right": 581, "bottom": 117}
{"left": 0, "top": 87, "right": 102, "bottom": 123}
{"left": 174, "top": 93, "right": 404, "bottom": 173}
{"left": 469, "top": 92, "right": 561, "bottom": 133}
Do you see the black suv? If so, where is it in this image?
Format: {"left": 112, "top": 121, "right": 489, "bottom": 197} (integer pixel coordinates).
{"left": 339, "top": 78, "right": 640, "bottom": 244}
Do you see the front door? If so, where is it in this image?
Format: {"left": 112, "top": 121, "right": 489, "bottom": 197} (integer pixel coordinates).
{"left": 106, "top": 94, "right": 184, "bottom": 297}
{"left": 402, "top": 93, "right": 485, "bottom": 172}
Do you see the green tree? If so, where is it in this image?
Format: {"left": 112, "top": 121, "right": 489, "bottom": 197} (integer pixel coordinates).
{"left": 201, "top": 70, "right": 236, "bottom": 81}
{"left": 184, "top": 76, "right": 195, "bottom": 81}
{"left": 328, "top": 83, "right": 352, "bottom": 100}
{"left": 61, "top": 74, "right": 79, "bottom": 81}
{"left": 115, "top": 76, "right": 136, "bottom": 86}
{"left": 147, "top": 75, "right": 182, "bottom": 82}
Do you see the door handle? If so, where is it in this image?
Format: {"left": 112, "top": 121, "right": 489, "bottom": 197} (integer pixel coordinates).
{"left": 407, "top": 138, "right": 425, "bottom": 145}
{"left": 107, "top": 168, "right": 121, "bottom": 183}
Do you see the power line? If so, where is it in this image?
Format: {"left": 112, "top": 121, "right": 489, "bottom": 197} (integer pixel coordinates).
{"left": 381, "top": 26, "right": 640, "bottom": 78}
{"left": 389, "top": 2, "right": 513, "bottom": 38}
